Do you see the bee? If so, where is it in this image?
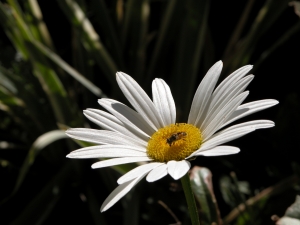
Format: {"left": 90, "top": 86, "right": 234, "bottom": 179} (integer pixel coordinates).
{"left": 166, "top": 132, "right": 187, "bottom": 146}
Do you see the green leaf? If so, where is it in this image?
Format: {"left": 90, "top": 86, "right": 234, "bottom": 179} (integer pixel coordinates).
{"left": 190, "top": 166, "right": 222, "bottom": 225}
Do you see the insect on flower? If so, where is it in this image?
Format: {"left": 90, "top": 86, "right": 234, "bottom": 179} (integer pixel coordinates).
{"left": 166, "top": 132, "right": 187, "bottom": 146}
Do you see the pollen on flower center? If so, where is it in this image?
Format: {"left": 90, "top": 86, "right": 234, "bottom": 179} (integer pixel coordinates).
{"left": 147, "top": 123, "right": 202, "bottom": 162}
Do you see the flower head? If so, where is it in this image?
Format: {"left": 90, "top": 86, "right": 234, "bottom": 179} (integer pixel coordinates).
{"left": 66, "top": 61, "right": 278, "bottom": 212}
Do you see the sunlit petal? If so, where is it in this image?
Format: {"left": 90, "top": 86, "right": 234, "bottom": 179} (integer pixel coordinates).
{"left": 92, "top": 157, "right": 153, "bottom": 169}
{"left": 167, "top": 160, "right": 191, "bottom": 180}
{"left": 152, "top": 78, "right": 176, "bottom": 126}
{"left": 117, "top": 72, "right": 164, "bottom": 129}
{"left": 146, "top": 164, "right": 168, "bottom": 182}
{"left": 117, "top": 162, "right": 163, "bottom": 184}
{"left": 188, "top": 61, "right": 223, "bottom": 127}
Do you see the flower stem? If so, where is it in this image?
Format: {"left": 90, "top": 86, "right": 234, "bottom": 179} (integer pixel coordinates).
{"left": 181, "top": 173, "right": 200, "bottom": 225}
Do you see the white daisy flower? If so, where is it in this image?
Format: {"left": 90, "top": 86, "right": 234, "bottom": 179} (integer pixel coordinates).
{"left": 66, "top": 61, "right": 278, "bottom": 212}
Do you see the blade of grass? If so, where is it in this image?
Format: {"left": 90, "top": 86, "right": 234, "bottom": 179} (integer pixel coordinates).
{"left": 121, "top": 0, "right": 134, "bottom": 46}
{"left": 57, "top": 0, "right": 118, "bottom": 86}
{"left": 91, "top": 0, "right": 124, "bottom": 69}
{"left": 134, "top": 0, "right": 149, "bottom": 81}
{"left": 0, "top": 87, "right": 24, "bottom": 107}
{"left": 230, "top": 172, "right": 255, "bottom": 225}
{"left": 202, "top": 28, "right": 215, "bottom": 73}
{"left": 70, "top": 30, "right": 99, "bottom": 107}
{"left": 186, "top": 0, "right": 210, "bottom": 114}
{"left": 12, "top": 130, "right": 67, "bottom": 196}
{"left": 31, "top": 61, "right": 69, "bottom": 124}
{"left": 0, "top": 67, "right": 18, "bottom": 94}
{"left": 223, "top": 0, "right": 256, "bottom": 60}
{"left": 0, "top": 130, "right": 68, "bottom": 207}
{"left": 123, "top": 184, "right": 140, "bottom": 225}
{"left": 7, "top": 0, "right": 33, "bottom": 40}
{"left": 121, "top": 0, "right": 149, "bottom": 81}
{"left": 226, "top": 0, "right": 291, "bottom": 71}
{"left": 253, "top": 21, "right": 300, "bottom": 71}
{"left": 0, "top": 64, "right": 56, "bottom": 133}
{"left": 116, "top": 0, "right": 124, "bottom": 24}
{"left": 0, "top": 3, "right": 29, "bottom": 59}
{"left": 30, "top": 41, "right": 106, "bottom": 97}
{"left": 85, "top": 184, "right": 108, "bottom": 225}
{"left": 25, "top": 0, "right": 55, "bottom": 49}
{"left": 1, "top": 2, "right": 75, "bottom": 125}
{"left": 147, "top": 0, "right": 177, "bottom": 81}
{"left": 171, "top": 0, "right": 210, "bottom": 120}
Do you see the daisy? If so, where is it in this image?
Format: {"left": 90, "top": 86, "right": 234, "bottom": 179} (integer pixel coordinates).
{"left": 66, "top": 61, "right": 278, "bottom": 212}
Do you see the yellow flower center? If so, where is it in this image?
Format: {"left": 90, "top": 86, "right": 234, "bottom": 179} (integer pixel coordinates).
{"left": 147, "top": 123, "right": 202, "bottom": 162}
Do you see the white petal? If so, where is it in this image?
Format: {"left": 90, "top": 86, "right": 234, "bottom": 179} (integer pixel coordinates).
{"left": 188, "top": 61, "right": 223, "bottom": 126}
{"left": 210, "top": 65, "right": 253, "bottom": 108}
{"left": 191, "top": 146, "right": 240, "bottom": 157}
{"left": 116, "top": 72, "right": 164, "bottom": 130}
{"left": 84, "top": 109, "right": 138, "bottom": 139}
{"left": 117, "top": 162, "right": 163, "bottom": 184}
{"left": 198, "top": 120, "right": 274, "bottom": 155}
{"left": 67, "top": 145, "right": 147, "bottom": 158}
{"left": 152, "top": 78, "right": 176, "bottom": 126}
{"left": 217, "top": 120, "right": 274, "bottom": 134}
{"left": 195, "top": 127, "right": 255, "bottom": 154}
{"left": 146, "top": 164, "right": 168, "bottom": 182}
{"left": 98, "top": 99, "right": 152, "bottom": 141}
{"left": 92, "top": 157, "right": 153, "bottom": 169}
{"left": 202, "top": 91, "right": 249, "bottom": 140}
{"left": 222, "top": 99, "right": 279, "bottom": 128}
{"left": 66, "top": 128, "right": 147, "bottom": 147}
{"left": 167, "top": 160, "right": 191, "bottom": 180}
{"left": 100, "top": 174, "right": 145, "bottom": 212}
{"left": 203, "top": 75, "right": 254, "bottom": 130}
